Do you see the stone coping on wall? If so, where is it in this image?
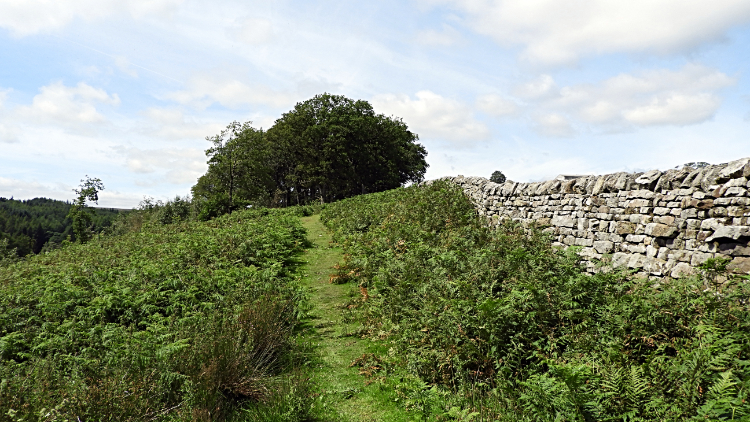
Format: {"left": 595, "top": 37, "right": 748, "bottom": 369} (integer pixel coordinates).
{"left": 434, "top": 157, "right": 750, "bottom": 278}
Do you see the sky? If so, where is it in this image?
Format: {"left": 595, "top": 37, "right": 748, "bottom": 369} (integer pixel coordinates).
{"left": 1, "top": 0, "right": 750, "bottom": 208}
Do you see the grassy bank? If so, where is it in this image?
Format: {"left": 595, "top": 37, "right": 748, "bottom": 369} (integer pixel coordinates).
{"left": 321, "top": 181, "right": 750, "bottom": 421}
{"left": 0, "top": 208, "right": 314, "bottom": 421}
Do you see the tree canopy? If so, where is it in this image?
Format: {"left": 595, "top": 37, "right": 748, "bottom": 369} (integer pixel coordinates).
{"left": 192, "top": 93, "right": 428, "bottom": 216}
{"left": 490, "top": 170, "right": 506, "bottom": 184}
{"left": 0, "top": 197, "right": 123, "bottom": 257}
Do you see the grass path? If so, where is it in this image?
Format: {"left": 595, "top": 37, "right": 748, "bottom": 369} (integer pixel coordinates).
{"left": 299, "top": 215, "right": 412, "bottom": 422}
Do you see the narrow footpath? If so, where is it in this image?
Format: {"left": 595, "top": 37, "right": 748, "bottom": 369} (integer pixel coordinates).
{"left": 299, "top": 215, "right": 411, "bottom": 422}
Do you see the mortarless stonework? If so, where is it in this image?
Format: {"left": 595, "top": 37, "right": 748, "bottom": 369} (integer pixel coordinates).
{"left": 440, "top": 157, "right": 750, "bottom": 278}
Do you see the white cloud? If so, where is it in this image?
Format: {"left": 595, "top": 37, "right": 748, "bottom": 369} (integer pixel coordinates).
{"left": 17, "top": 81, "right": 120, "bottom": 126}
{"left": 0, "top": 177, "right": 72, "bottom": 201}
{"left": 476, "top": 94, "right": 518, "bottom": 118}
{"left": 415, "top": 24, "right": 462, "bottom": 47}
{"left": 512, "top": 74, "right": 557, "bottom": 100}
{"left": 112, "top": 146, "right": 207, "bottom": 184}
{"left": 0, "top": 124, "right": 20, "bottom": 144}
{"left": 165, "top": 72, "right": 295, "bottom": 109}
{"left": 139, "top": 107, "right": 225, "bottom": 141}
{"left": 228, "top": 17, "right": 275, "bottom": 45}
{"left": 533, "top": 113, "right": 574, "bottom": 137}
{"left": 371, "top": 90, "right": 490, "bottom": 144}
{"left": 524, "top": 64, "right": 735, "bottom": 132}
{"left": 420, "top": 0, "right": 750, "bottom": 65}
{"left": 0, "top": 0, "right": 183, "bottom": 37}
{"left": 113, "top": 55, "right": 138, "bottom": 77}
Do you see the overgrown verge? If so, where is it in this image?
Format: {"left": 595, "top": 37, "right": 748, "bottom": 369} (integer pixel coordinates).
{"left": 321, "top": 180, "right": 750, "bottom": 421}
{"left": 0, "top": 207, "right": 317, "bottom": 421}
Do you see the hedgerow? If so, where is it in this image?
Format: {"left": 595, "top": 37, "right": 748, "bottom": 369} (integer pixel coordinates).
{"left": 0, "top": 207, "right": 313, "bottom": 421}
{"left": 322, "top": 180, "right": 750, "bottom": 421}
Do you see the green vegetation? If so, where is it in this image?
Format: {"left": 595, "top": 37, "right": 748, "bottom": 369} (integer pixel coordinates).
{"left": 192, "top": 93, "right": 428, "bottom": 216}
{"left": 0, "top": 197, "right": 123, "bottom": 257}
{"left": 298, "top": 214, "right": 416, "bottom": 422}
{"left": 322, "top": 180, "right": 750, "bottom": 421}
{"left": 489, "top": 171, "right": 506, "bottom": 184}
{"left": 4, "top": 172, "right": 749, "bottom": 421}
{"left": 0, "top": 206, "right": 316, "bottom": 420}
{"left": 67, "top": 176, "right": 105, "bottom": 244}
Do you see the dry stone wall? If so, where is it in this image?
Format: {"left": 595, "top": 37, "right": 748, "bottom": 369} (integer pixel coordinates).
{"left": 442, "top": 157, "right": 750, "bottom": 278}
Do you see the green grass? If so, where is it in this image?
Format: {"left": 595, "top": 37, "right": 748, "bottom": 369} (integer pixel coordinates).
{"left": 298, "top": 215, "right": 417, "bottom": 422}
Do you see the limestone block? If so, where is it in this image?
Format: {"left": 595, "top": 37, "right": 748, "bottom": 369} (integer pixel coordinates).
{"left": 697, "top": 231, "right": 712, "bottom": 242}
{"left": 668, "top": 250, "right": 692, "bottom": 262}
{"left": 646, "top": 245, "right": 658, "bottom": 258}
{"left": 610, "top": 252, "right": 628, "bottom": 268}
{"left": 686, "top": 239, "right": 697, "bottom": 250}
{"left": 665, "top": 237, "right": 685, "bottom": 250}
{"left": 609, "top": 234, "right": 624, "bottom": 243}
{"left": 718, "top": 158, "right": 750, "bottom": 181}
{"left": 578, "top": 247, "right": 601, "bottom": 259}
{"left": 644, "top": 257, "right": 668, "bottom": 275}
{"left": 709, "top": 207, "right": 727, "bottom": 217}
{"left": 727, "top": 257, "right": 750, "bottom": 274}
{"left": 654, "top": 207, "right": 670, "bottom": 215}
{"left": 705, "top": 225, "right": 750, "bottom": 242}
{"left": 628, "top": 199, "right": 651, "bottom": 207}
{"left": 725, "top": 187, "right": 748, "bottom": 197}
{"left": 628, "top": 254, "right": 646, "bottom": 269}
{"left": 701, "top": 166, "right": 726, "bottom": 192}
{"left": 654, "top": 216, "right": 675, "bottom": 225}
{"left": 626, "top": 234, "right": 646, "bottom": 243}
{"left": 575, "top": 238, "right": 593, "bottom": 247}
{"left": 681, "top": 209, "right": 698, "bottom": 219}
{"left": 671, "top": 262, "right": 694, "bottom": 278}
{"left": 591, "top": 176, "right": 607, "bottom": 195}
{"left": 613, "top": 173, "right": 629, "bottom": 191}
{"left": 692, "top": 191, "right": 707, "bottom": 199}
{"left": 635, "top": 170, "right": 662, "bottom": 189}
{"left": 682, "top": 168, "right": 704, "bottom": 188}
{"left": 551, "top": 215, "right": 575, "bottom": 228}
{"left": 594, "top": 240, "right": 614, "bottom": 254}
{"left": 615, "top": 221, "right": 635, "bottom": 234}
{"left": 685, "top": 230, "right": 698, "bottom": 239}
{"left": 714, "top": 197, "right": 732, "bottom": 206}
{"left": 657, "top": 247, "right": 669, "bottom": 260}
{"left": 667, "top": 201, "right": 681, "bottom": 208}
{"left": 690, "top": 252, "right": 714, "bottom": 266}
{"left": 501, "top": 182, "right": 518, "bottom": 196}
{"left": 628, "top": 244, "right": 647, "bottom": 254}
{"left": 644, "top": 223, "right": 678, "bottom": 238}
{"left": 563, "top": 235, "right": 576, "bottom": 245}
{"left": 700, "top": 218, "right": 723, "bottom": 230}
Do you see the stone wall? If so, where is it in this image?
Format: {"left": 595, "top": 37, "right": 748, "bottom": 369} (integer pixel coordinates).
{"left": 441, "top": 157, "right": 750, "bottom": 278}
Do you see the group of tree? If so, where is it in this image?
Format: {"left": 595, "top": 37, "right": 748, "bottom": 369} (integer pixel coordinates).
{"left": 191, "top": 93, "right": 429, "bottom": 218}
{"left": 0, "top": 178, "right": 121, "bottom": 258}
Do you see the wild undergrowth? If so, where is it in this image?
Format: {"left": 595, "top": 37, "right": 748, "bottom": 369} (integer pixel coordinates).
{"left": 321, "top": 180, "right": 750, "bottom": 421}
{"left": 0, "top": 207, "right": 317, "bottom": 421}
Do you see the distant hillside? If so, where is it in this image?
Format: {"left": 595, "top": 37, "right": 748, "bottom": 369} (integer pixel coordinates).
{"left": 0, "top": 197, "right": 126, "bottom": 256}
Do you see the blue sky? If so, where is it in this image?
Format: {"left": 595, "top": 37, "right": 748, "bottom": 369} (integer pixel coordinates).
{"left": 1, "top": 0, "right": 750, "bottom": 208}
